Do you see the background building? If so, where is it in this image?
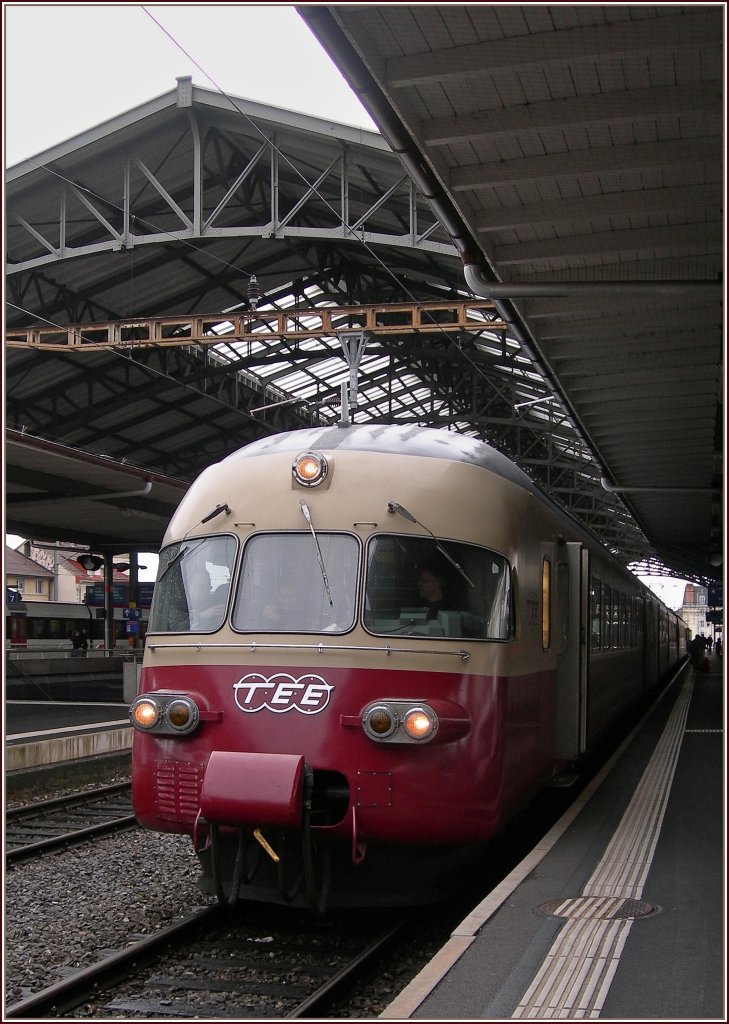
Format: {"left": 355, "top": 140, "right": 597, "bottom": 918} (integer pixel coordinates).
{"left": 6, "top": 541, "right": 136, "bottom": 604}
{"left": 5, "top": 546, "right": 54, "bottom": 601}
{"left": 680, "top": 583, "right": 709, "bottom": 640}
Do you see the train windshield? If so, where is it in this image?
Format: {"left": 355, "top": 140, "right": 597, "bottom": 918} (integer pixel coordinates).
{"left": 364, "top": 535, "right": 512, "bottom": 640}
{"left": 149, "top": 535, "right": 237, "bottom": 633}
{"left": 232, "top": 533, "right": 359, "bottom": 633}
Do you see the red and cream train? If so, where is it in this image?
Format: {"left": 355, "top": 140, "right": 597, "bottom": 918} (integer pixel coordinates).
{"left": 130, "top": 424, "right": 687, "bottom": 908}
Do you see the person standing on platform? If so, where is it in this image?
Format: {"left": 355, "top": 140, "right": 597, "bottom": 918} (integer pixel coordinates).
{"left": 689, "top": 633, "right": 706, "bottom": 668}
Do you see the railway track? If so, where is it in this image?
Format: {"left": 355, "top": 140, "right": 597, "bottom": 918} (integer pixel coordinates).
{"left": 5, "top": 757, "right": 611, "bottom": 1019}
{"left": 6, "top": 782, "right": 137, "bottom": 864}
{"left": 6, "top": 902, "right": 412, "bottom": 1019}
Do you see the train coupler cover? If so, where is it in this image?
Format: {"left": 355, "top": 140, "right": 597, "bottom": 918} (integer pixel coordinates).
{"left": 200, "top": 750, "right": 305, "bottom": 827}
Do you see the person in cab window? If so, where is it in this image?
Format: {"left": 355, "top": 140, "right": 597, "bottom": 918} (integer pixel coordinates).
{"left": 417, "top": 566, "right": 448, "bottom": 620}
{"left": 261, "top": 582, "right": 299, "bottom": 627}
{"left": 188, "top": 572, "right": 229, "bottom": 630}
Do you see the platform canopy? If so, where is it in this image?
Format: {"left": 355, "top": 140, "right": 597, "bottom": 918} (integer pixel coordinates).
{"left": 5, "top": 16, "right": 723, "bottom": 583}
{"left": 300, "top": 5, "right": 724, "bottom": 585}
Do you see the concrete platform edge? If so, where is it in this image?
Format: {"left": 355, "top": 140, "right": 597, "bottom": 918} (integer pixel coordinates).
{"left": 5, "top": 726, "right": 133, "bottom": 772}
{"left": 380, "top": 667, "right": 689, "bottom": 1020}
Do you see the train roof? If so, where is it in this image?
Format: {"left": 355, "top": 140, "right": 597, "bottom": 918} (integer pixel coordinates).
{"left": 224, "top": 424, "right": 539, "bottom": 494}
{"left": 202, "top": 425, "right": 686, "bottom": 621}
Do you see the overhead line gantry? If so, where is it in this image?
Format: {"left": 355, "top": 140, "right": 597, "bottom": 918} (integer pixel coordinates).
{"left": 6, "top": 300, "right": 507, "bottom": 352}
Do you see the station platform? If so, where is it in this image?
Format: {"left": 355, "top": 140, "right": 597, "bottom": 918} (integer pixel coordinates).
{"left": 384, "top": 656, "right": 725, "bottom": 1021}
{"left": 5, "top": 700, "right": 132, "bottom": 776}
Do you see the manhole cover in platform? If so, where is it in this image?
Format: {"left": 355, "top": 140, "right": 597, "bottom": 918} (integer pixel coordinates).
{"left": 538, "top": 896, "right": 657, "bottom": 920}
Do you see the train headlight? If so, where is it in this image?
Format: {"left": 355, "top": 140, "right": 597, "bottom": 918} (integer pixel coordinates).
{"left": 129, "top": 693, "right": 201, "bottom": 736}
{"left": 361, "top": 701, "right": 439, "bottom": 744}
{"left": 403, "top": 707, "right": 436, "bottom": 740}
{"left": 292, "top": 451, "right": 328, "bottom": 487}
{"left": 165, "top": 697, "right": 200, "bottom": 735}
{"left": 130, "top": 697, "right": 161, "bottom": 731}
{"left": 363, "top": 704, "right": 399, "bottom": 740}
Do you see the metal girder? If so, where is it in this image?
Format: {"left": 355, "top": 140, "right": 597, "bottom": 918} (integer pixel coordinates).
{"left": 7, "top": 294, "right": 654, "bottom": 562}
{"left": 5, "top": 301, "right": 507, "bottom": 351}
{"left": 7, "top": 108, "right": 454, "bottom": 278}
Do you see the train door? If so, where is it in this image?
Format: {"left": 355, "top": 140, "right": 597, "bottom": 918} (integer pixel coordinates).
{"left": 555, "top": 543, "right": 588, "bottom": 759}
{"left": 644, "top": 598, "right": 659, "bottom": 688}
{"left": 7, "top": 602, "right": 28, "bottom": 648}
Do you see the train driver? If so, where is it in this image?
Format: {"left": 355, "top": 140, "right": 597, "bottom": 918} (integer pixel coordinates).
{"left": 261, "top": 582, "right": 299, "bottom": 627}
{"left": 417, "top": 565, "right": 448, "bottom": 620}
{"left": 187, "top": 571, "right": 229, "bottom": 630}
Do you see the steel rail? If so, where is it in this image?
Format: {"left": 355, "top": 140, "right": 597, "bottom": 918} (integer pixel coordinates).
{"left": 285, "top": 916, "right": 412, "bottom": 1018}
{"left": 6, "top": 815, "right": 139, "bottom": 865}
{"left": 7, "top": 781, "right": 132, "bottom": 820}
{"left": 5, "top": 906, "right": 220, "bottom": 1019}
{"left": 6, "top": 783, "right": 137, "bottom": 865}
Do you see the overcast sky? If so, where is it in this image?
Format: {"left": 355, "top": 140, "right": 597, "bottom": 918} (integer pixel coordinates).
{"left": 4, "top": 3, "right": 377, "bottom": 167}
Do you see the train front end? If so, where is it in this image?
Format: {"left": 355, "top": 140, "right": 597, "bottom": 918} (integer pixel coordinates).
{"left": 130, "top": 428, "right": 543, "bottom": 908}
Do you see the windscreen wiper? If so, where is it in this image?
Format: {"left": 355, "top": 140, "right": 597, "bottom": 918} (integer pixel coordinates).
{"left": 387, "top": 500, "right": 475, "bottom": 589}
{"left": 300, "top": 500, "right": 334, "bottom": 606}
{"left": 158, "top": 544, "right": 189, "bottom": 582}
{"left": 157, "top": 503, "right": 231, "bottom": 582}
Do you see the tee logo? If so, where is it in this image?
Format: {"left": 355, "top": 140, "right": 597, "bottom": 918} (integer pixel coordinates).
{"left": 233, "top": 672, "right": 334, "bottom": 715}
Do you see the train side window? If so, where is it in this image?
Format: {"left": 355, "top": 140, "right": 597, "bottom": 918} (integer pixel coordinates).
{"left": 646, "top": 602, "right": 655, "bottom": 645}
{"left": 634, "top": 597, "right": 643, "bottom": 649}
{"left": 602, "top": 584, "right": 612, "bottom": 649}
{"left": 591, "top": 578, "right": 602, "bottom": 651}
{"left": 620, "top": 593, "right": 628, "bottom": 649}
{"left": 611, "top": 590, "right": 620, "bottom": 648}
{"left": 541, "top": 558, "right": 551, "bottom": 651}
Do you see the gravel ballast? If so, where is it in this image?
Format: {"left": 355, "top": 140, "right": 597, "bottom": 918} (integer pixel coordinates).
{"left": 5, "top": 828, "right": 211, "bottom": 1007}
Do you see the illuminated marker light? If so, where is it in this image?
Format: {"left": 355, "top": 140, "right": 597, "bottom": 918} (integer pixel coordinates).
{"left": 292, "top": 451, "right": 328, "bottom": 487}
{"left": 403, "top": 707, "right": 436, "bottom": 741}
{"left": 131, "top": 697, "right": 161, "bottom": 731}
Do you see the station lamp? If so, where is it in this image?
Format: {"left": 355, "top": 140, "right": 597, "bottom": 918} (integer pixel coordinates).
{"left": 77, "top": 554, "right": 104, "bottom": 572}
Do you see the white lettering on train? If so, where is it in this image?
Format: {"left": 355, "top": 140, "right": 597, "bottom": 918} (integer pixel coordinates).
{"left": 233, "top": 673, "right": 334, "bottom": 714}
